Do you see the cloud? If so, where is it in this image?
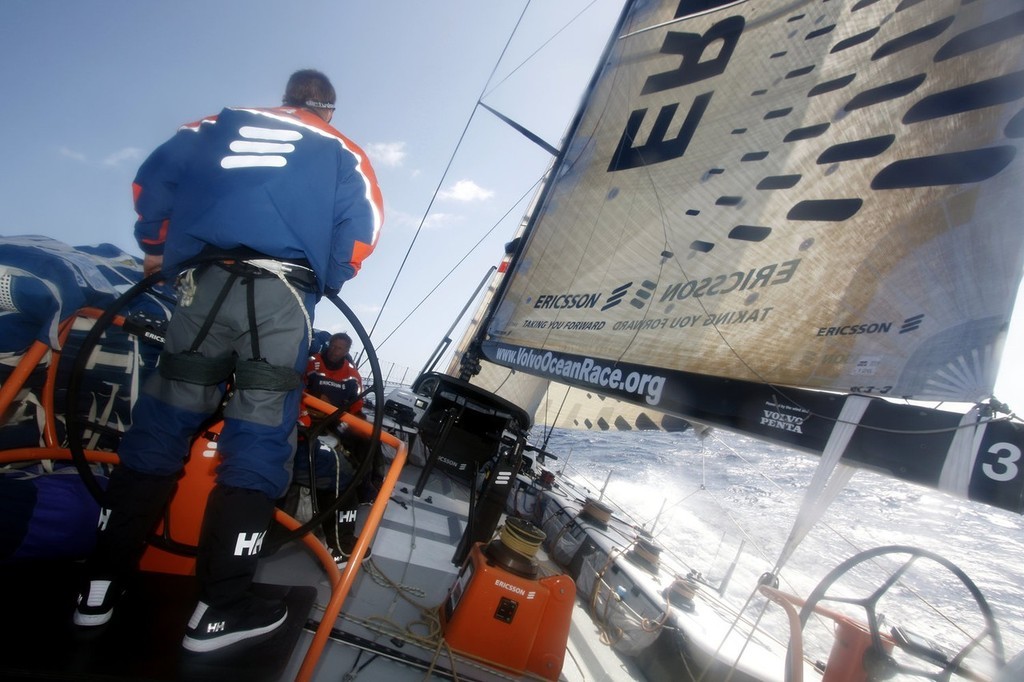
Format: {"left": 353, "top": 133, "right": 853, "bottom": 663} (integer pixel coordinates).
{"left": 383, "top": 210, "right": 422, "bottom": 230}
{"left": 102, "top": 147, "right": 145, "bottom": 167}
{"left": 58, "top": 145, "right": 144, "bottom": 168}
{"left": 58, "top": 147, "right": 88, "bottom": 163}
{"left": 423, "top": 212, "right": 460, "bottom": 230}
{"left": 366, "top": 142, "right": 406, "bottom": 167}
{"left": 386, "top": 209, "right": 462, "bottom": 231}
{"left": 438, "top": 179, "right": 493, "bottom": 202}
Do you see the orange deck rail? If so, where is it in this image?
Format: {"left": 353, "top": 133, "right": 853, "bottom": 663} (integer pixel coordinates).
{"left": 295, "top": 395, "right": 408, "bottom": 681}
{"left": 2, "top": 314, "right": 407, "bottom": 680}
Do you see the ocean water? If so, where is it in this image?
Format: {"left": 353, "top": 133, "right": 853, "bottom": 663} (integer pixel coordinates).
{"left": 538, "top": 427, "right": 1024, "bottom": 671}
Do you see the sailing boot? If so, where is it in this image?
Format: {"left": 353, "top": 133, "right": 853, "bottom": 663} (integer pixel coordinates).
{"left": 333, "top": 501, "right": 372, "bottom": 568}
{"left": 182, "top": 484, "right": 287, "bottom": 653}
{"left": 74, "top": 466, "right": 178, "bottom": 626}
{"left": 312, "top": 487, "right": 337, "bottom": 549}
{"left": 313, "top": 487, "right": 347, "bottom": 565}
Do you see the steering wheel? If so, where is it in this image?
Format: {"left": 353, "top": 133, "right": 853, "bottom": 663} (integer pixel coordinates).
{"left": 66, "top": 272, "right": 170, "bottom": 505}
{"left": 796, "top": 545, "right": 1004, "bottom": 681}
{"left": 65, "top": 271, "right": 385, "bottom": 555}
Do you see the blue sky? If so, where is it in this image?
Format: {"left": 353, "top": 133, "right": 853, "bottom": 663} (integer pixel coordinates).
{"left": 0, "top": 0, "right": 624, "bottom": 384}
{"left": 0, "top": 0, "right": 1020, "bottom": 408}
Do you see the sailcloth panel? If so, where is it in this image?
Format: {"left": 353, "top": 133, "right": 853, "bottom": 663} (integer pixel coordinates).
{"left": 447, "top": 266, "right": 693, "bottom": 433}
{"left": 485, "top": 0, "right": 1024, "bottom": 403}
{"left": 450, "top": 355, "right": 693, "bottom": 433}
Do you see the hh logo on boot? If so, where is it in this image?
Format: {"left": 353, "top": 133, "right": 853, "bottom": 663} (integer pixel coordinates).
{"left": 234, "top": 531, "right": 266, "bottom": 556}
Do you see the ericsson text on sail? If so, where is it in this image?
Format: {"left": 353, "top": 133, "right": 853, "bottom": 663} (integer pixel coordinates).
{"left": 658, "top": 260, "right": 800, "bottom": 303}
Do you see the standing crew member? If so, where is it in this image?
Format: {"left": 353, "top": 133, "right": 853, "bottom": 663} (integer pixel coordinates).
{"left": 73, "top": 69, "right": 383, "bottom": 653}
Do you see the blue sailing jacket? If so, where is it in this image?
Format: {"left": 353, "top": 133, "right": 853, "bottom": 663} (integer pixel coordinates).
{"left": 132, "top": 106, "right": 383, "bottom": 293}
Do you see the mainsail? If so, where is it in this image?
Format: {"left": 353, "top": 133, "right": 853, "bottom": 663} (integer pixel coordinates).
{"left": 461, "top": 0, "right": 1024, "bottom": 513}
{"left": 448, "top": 238, "right": 694, "bottom": 433}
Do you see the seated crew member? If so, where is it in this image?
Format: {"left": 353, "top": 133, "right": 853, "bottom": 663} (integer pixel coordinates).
{"left": 306, "top": 332, "right": 364, "bottom": 418}
{"left": 300, "top": 332, "right": 370, "bottom": 566}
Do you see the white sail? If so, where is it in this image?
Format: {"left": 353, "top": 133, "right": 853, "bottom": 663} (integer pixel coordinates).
{"left": 484, "top": 0, "right": 1024, "bottom": 404}
{"left": 457, "top": 0, "right": 1024, "bottom": 514}
{"left": 447, "top": 241, "right": 694, "bottom": 432}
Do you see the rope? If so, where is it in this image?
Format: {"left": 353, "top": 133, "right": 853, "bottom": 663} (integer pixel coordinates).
{"left": 585, "top": 540, "right": 671, "bottom": 645}
{"left": 499, "top": 519, "right": 545, "bottom": 558}
{"left": 363, "top": 558, "right": 427, "bottom": 601}
{"left": 323, "top": 596, "right": 553, "bottom": 682}
{"left": 590, "top": 545, "right": 625, "bottom": 644}
{"left": 244, "top": 258, "right": 313, "bottom": 346}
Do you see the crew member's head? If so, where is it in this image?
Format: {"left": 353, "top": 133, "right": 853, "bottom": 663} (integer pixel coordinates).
{"left": 283, "top": 69, "right": 336, "bottom": 122}
{"left": 324, "top": 332, "right": 352, "bottom": 366}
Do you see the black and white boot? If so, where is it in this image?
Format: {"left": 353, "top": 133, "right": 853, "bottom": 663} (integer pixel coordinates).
{"left": 74, "top": 467, "right": 177, "bottom": 627}
{"left": 182, "top": 595, "right": 287, "bottom": 653}
{"left": 182, "top": 484, "right": 287, "bottom": 652}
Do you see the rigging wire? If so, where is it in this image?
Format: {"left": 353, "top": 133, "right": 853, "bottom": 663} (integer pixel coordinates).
{"left": 367, "top": 178, "right": 542, "bottom": 357}
{"left": 364, "top": 1, "right": 535, "bottom": 343}
{"left": 491, "top": 367, "right": 516, "bottom": 395}
{"left": 363, "top": 1, "right": 626, "bottom": 382}
{"left": 540, "top": 384, "right": 573, "bottom": 451}
{"left": 482, "top": 0, "right": 602, "bottom": 101}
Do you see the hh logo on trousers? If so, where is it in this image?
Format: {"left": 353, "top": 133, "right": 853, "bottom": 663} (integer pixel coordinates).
{"left": 234, "top": 531, "right": 266, "bottom": 556}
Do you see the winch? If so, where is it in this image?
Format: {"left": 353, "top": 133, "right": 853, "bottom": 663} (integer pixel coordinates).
{"left": 440, "top": 518, "right": 575, "bottom": 681}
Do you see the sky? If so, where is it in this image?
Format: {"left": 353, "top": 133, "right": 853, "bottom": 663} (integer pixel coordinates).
{"left": 0, "top": 0, "right": 624, "bottom": 380}
{"left": 0, "top": 0, "right": 1021, "bottom": 409}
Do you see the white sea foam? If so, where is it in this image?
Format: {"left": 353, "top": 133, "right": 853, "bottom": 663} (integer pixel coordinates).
{"left": 544, "top": 427, "right": 1024, "bottom": 667}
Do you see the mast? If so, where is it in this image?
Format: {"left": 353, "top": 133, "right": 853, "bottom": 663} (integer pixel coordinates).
{"left": 464, "top": 0, "right": 640, "bottom": 371}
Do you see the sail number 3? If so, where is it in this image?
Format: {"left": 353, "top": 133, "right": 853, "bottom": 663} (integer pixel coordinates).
{"left": 983, "top": 442, "right": 1021, "bottom": 482}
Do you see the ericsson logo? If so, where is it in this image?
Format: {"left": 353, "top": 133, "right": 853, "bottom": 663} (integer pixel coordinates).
{"left": 630, "top": 280, "right": 657, "bottom": 310}
{"left": 222, "top": 126, "right": 302, "bottom": 169}
{"left": 439, "top": 455, "right": 467, "bottom": 471}
{"left": 602, "top": 282, "right": 630, "bottom": 311}
{"left": 900, "top": 314, "right": 924, "bottom": 334}
{"left": 601, "top": 280, "right": 657, "bottom": 311}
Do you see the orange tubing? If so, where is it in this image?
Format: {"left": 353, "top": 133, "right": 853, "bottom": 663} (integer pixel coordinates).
{"left": 296, "top": 396, "right": 408, "bottom": 682}
{"left": 273, "top": 505, "right": 342, "bottom": 588}
{"left": 0, "top": 308, "right": 123, "bottom": 447}
{"left": 0, "top": 447, "right": 120, "bottom": 465}
{"left": 0, "top": 340, "right": 50, "bottom": 420}
{"left": 759, "top": 585, "right": 807, "bottom": 682}
{"left": 1, "top": 370, "right": 406, "bottom": 682}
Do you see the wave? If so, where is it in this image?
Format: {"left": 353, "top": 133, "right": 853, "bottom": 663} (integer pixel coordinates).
{"left": 542, "top": 427, "right": 1024, "bottom": 660}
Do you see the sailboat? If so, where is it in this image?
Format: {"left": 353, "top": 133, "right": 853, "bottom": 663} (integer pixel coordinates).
{"left": 2, "top": 0, "right": 1023, "bottom": 680}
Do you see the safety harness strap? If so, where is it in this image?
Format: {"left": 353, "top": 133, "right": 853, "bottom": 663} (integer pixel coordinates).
{"left": 233, "top": 359, "right": 302, "bottom": 391}
{"left": 188, "top": 268, "right": 239, "bottom": 353}
{"left": 160, "top": 259, "right": 308, "bottom": 391}
{"left": 159, "top": 351, "right": 236, "bottom": 386}
{"left": 246, "top": 274, "right": 261, "bottom": 361}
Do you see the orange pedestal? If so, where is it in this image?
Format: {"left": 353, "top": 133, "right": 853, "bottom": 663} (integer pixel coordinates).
{"left": 823, "top": 618, "right": 892, "bottom": 682}
{"left": 440, "top": 543, "right": 575, "bottom": 681}
{"left": 139, "top": 424, "right": 222, "bottom": 575}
